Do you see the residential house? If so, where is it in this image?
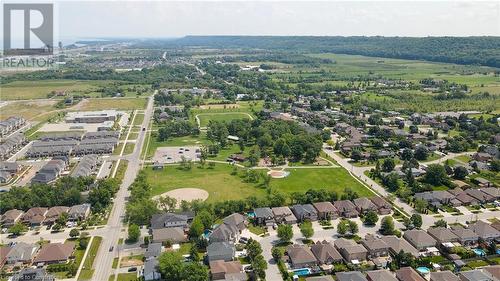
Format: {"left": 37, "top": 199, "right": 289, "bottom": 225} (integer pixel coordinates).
{"left": 473, "top": 153, "right": 492, "bottom": 162}
{"left": 68, "top": 204, "right": 91, "bottom": 221}
{"left": 0, "top": 171, "right": 11, "bottom": 183}
{"left": 403, "top": 229, "right": 437, "bottom": 250}
{"left": 31, "top": 159, "right": 66, "bottom": 184}
{"left": 272, "top": 206, "right": 297, "bottom": 224}
{"left": 414, "top": 191, "right": 454, "bottom": 208}
{"left": 473, "top": 178, "right": 492, "bottom": 188}
{"left": 0, "top": 161, "right": 20, "bottom": 174}
{"left": 286, "top": 244, "right": 318, "bottom": 269}
{"left": 450, "top": 225, "right": 479, "bottom": 246}
{"left": 254, "top": 207, "right": 275, "bottom": 227}
{"left": 291, "top": 204, "right": 318, "bottom": 222}
{"left": 366, "top": 270, "right": 398, "bottom": 281}
{"left": 334, "top": 200, "right": 359, "bottom": 218}
{"left": 33, "top": 242, "right": 75, "bottom": 265}
{"left": 150, "top": 213, "right": 189, "bottom": 229}
{"left": 143, "top": 258, "right": 161, "bottom": 281}
{"left": 313, "top": 202, "right": 338, "bottom": 220}
{"left": 334, "top": 238, "right": 368, "bottom": 262}
{"left": 469, "top": 221, "right": 500, "bottom": 242}
{"left": 458, "top": 270, "right": 496, "bottom": 281}
{"left": 210, "top": 223, "right": 240, "bottom": 244}
{"left": 223, "top": 213, "right": 247, "bottom": 231}
{"left": 206, "top": 242, "right": 235, "bottom": 263}
{"left": 44, "top": 206, "right": 69, "bottom": 225}
{"left": 483, "top": 265, "right": 500, "bottom": 280}
{"left": 306, "top": 277, "right": 334, "bottom": 281}
{"left": 353, "top": 197, "right": 377, "bottom": 214}
{"left": 395, "top": 267, "right": 425, "bottom": 281}
{"left": 336, "top": 271, "right": 368, "bottom": 281}
{"left": 10, "top": 268, "right": 55, "bottom": 281}
{"left": 370, "top": 197, "right": 392, "bottom": 215}
{"left": 22, "top": 207, "right": 48, "bottom": 226}
{"left": 480, "top": 188, "right": 500, "bottom": 200}
{"left": 380, "top": 235, "right": 419, "bottom": 257}
{"left": 310, "top": 240, "right": 343, "bottom": 265}
{"left": 144, "top": 243, "right": 162, "bottom": 261}
{"left": 360, "top": 235, "right": 389, "bottom": 259}
{"left": 5, "top": 242, "right": 39, "bottom": 264}
{"left": 71, "top": 154, "right": 98, "bottom": 178}
{"left": 151, "top": 227, "right": 187, "bottom": 244}
{"left": 209, "top": 260, "right": 247, "bottom": 281}
{"left": 466, "top": 189, "right": 494, "bottom": 203}
{"left": 430, "top": 271, "right": 459, "bottom": 281}
{"left": 454, "top": 192, "right": 479, "bottom": 206}
{"left": 0, "top": 247, "right": 11, "bottom": 268}
{"left": 427, "top": 227, "right": 459, "bottom": 244}
{"left": 1, "top": 209, "right": 24, "bottom": 227}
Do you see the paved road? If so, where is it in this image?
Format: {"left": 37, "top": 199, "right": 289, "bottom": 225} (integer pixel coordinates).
{"left": 92, "top": 93, "right": 155, "bottom": 281}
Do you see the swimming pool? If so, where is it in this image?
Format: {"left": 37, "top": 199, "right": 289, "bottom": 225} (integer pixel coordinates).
{"left": 473, "top": 248, "right": 486, "bottom": 256}
{"left": 416, "top": 267, "right": 430, "bottom": 274}
{"left": 247, "top": 212, "right": 256, "bottom": 218}
{"left": 292, "top": 268, "right": 311, "bottom": 276}
{"left": 202, "top": 230, "right": 212, "bottom": 239}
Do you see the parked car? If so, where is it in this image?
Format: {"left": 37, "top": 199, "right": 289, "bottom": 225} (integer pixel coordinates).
{"left": 128, "top": 267, "right": 137, "bottom": 272}
{"left": 109, "top": 246, "right": 114, "bottom": 252}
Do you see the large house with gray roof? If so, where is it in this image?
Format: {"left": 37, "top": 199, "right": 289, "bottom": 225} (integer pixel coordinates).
{"left": 291, "top": 204, "right": 318, "bottom": 222}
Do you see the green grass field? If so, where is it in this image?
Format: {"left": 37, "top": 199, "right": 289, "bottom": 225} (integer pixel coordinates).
{"left": 77, "top": 236, "right": 102, "bottom": 281}
{"left": 0, "top": 100, "right": 57, "bottom": 120}
{"left": 196, "top": 112, "right": 252, "bottom": 127}
{"left": 0, "top": 80, "right": 111, "bottom": 100}
{"left": 73, "top": 98, "right": 147, "bottom": 111}
{"left": 145, "top": 163, "right": 372, "bottom": 202}
{"left": 132, "top": 113, "right": 145, "bottom": 126}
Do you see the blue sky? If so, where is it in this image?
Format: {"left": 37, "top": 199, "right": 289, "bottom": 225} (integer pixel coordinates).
{"left": 5, "top": 0, "right": 500, "bottom": 44}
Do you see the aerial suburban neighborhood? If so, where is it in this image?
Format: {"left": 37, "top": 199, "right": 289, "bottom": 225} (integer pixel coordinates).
{"left": 1, "top": 1, "right": 499, "bottom": 281}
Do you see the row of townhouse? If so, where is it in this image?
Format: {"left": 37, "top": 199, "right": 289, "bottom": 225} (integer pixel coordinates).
{"left": 0, "top": 203, "right": 91, "bottom": 227}
{"left": 253, "top": 196, "right": 392, "bottom": 227}
{"left": 31, "top": 157, "right": 68, "bottom": 184}
{"left": 414, "top": 186, "right": 499, "bottom": 208}
{"left": 0, "top": 133, "right": 26, "bottom": 160}
{"left": 0, "top": 116, "right": 26, "bottom": 137}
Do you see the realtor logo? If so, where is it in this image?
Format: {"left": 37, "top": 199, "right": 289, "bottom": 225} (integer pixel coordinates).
{"left": 3, "top": 3, "right": 54, "bottom": 55}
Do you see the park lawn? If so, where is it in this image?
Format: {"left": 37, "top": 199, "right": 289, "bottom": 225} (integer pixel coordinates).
{"left": 0, "top": 80, "right": 111, "bottom": 100}
{"left": 210, "top": 144, "right": 246, "bottom": 161}
{"left": 77, "top": 236, "right": 102, "bottom": 281}
{"left": 74, "top": 98, "right": 147, "bottom": 111}
{"left": 269, "top": 168, "right": 374, "bottom": 197}
{"left": 116, "top": 273, "right": 138, "bottom": 281}
{"left": 145, "top": 164, "right": 267, "bottom": 202}
{"left": 132, "top": 114, "right": 145, "bottom": 126}
{"left": 197, "top": 112, "right": 252, "bottom": 127}
{"left": 467, "top": 259, "right": 489, "bottom": 269}
{"left": 455, "top": 155, "right": 472, "bottom": 163}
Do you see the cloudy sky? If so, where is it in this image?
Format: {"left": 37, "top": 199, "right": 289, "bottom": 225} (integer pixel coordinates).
{"left": 5, "top": 0, "right": 500, "bottom": 44}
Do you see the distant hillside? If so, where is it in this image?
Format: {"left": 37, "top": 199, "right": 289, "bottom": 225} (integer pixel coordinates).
{"left": 159, "top": 36, "right": 500, "bottom": 68}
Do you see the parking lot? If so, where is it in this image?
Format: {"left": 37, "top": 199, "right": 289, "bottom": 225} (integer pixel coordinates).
{"left": 152, "top": 146, "right": 201, "bottom": 164}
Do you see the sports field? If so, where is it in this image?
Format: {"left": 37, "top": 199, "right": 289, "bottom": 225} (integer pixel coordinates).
{"left": 144, "top": 163, "right": 373, "bottom": 202}
{"left": 196, "top": 112, "right": 252, "bottom": 127}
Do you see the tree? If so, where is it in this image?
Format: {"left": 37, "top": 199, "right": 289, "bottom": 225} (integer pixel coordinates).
{"left": 190, "top": 244, "right": 200, "bottom": 262}
{"left": 382, "top": 158, "right": 396, "bottom": 172}
{"left": 189, "top": 217, "right": 204, "bottom": 240}
{"left": 410, "top": 214, "right": 423, "bottom": 228}
{"left": 380, "top": 216, "right": 396, "bottom": 235}
{"left": 79, "top": 238, "right": 88, "bottom": 249}
{"left": 246, "top": 239, "right": 263, "bottom": 260}
{"left": 69, "top": 229, "right": 80, "bottom": 238}
{"left": 252, "top": 254, "right": 267, "bottom": 280}
{"left": 271, "top": 247, "right": 283, "bottom": 262}
{"left": 363, "top": 211, "right": 379, "bottom": 226}
{"left": 414, "top": 198, "right": 429, "bottom": 213}
{"left": 156, "top": 195, "right": 177, "bottom": 212}
{"left": 300, "top": 221, "right": 314, "bottom": 239}
{"left": 197, "top": 210, "right": 214, "bottom": 230}
{"left": 277, "top": 224, "right": 293, "bottom": 243}
{"left": 52, "top": 223, "right": 62, "bottom": 232}
{"left": 8, "top": 222, "right": 27, "bottom": 236}
{"left": 453, "top": 166, "right": 469, "bottom": 180}
{"left": 181, "top": 262, "right": 209, "bottom": 281}
{"left": 424, "top": 164, "right": 448, "bottom": 186}
{"left": 337, "top": 220, "right": 348, "bottom": 236}
{"left": 415, "top": 146, "right": 429, "bottom": 161}
{"left": 127, "top": 224, "right": 140, "bottom": 243}
{"left": 348, "top": 220, "right": 359, "bottom": 235}
{"left": 433, "top": 219, "right": 447, "bottom": 228}
{"left": 158, "top": 252, "right": 184, "bottom": 281}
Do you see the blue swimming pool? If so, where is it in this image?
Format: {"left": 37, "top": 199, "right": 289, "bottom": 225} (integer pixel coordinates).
{"left": 247, "top": 212, "right": 256, "bottom": 218}
{"left": 202, "top": 230, "right": 212, "bottom": 239}
{"left": 292, "top": 268, "right": 311, "bottom": 276}
{"left": 416, "top": 267, "right": 430, "bottom": 274}
{"left": 473, "top": 248, "right": 486, "bottom": 256}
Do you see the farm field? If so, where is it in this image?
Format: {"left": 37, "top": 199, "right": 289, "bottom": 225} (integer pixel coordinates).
{"left": 145, "top": 163, "right": 372, "bottom": 202}
{"left": 0, "top": 80, "right": 111, "bottom": 100}
{"left": 196, "top": 112, "right": 252, "bottom": 127}
{"left": 0, "top": 100, "right": 57, "bottom": 120}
